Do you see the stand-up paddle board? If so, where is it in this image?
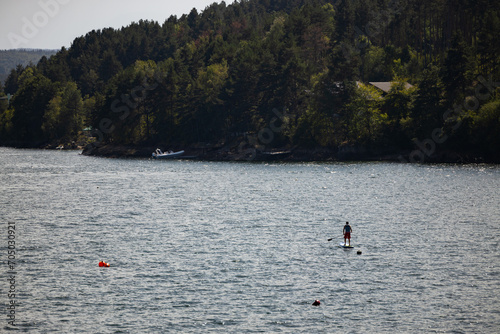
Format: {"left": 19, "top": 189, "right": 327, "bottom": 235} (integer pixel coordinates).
{"left": 339, "top": 242, "right": 354, "bottom": 248}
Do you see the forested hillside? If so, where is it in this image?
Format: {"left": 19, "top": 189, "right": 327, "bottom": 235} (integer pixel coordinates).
{"left": 0, "top": 49, "right": 57, "bottom": 83}
{"left": 0, "top": 0, "right": 499, "bottom": 162}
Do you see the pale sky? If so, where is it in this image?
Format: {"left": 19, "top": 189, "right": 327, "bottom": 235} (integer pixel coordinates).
{"left": 0, "top": 0, "right": 235, "bottom": 50}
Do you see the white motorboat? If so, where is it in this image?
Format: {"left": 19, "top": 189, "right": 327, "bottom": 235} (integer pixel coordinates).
{"left": 152, "top": 148, "right": 185, "bottom": 159}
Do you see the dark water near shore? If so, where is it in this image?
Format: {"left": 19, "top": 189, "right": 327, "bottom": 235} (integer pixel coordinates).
{"left": 1, "top": 147, "right": 499, "bottom": 333}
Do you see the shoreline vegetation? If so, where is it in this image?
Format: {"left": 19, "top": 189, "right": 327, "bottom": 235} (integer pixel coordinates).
{"left": 1, "top": 0, "right": 499, "bottom": 163}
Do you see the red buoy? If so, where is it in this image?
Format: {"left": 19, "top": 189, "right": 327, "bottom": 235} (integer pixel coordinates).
{"left": 99, "top": 261, "right": 110, "bottom": 267}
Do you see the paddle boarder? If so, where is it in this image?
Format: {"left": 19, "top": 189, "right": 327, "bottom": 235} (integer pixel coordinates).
{"left": 343, "top": 222, "right": 352, "bottom": 246}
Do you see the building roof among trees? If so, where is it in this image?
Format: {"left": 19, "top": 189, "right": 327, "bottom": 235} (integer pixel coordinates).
{"left": 368, "top": 82, "right": 414, "bottom": 93}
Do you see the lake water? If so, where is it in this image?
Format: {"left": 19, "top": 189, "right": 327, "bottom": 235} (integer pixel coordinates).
{"left": 1, "top": 147, "right": 499, "bottom": 333}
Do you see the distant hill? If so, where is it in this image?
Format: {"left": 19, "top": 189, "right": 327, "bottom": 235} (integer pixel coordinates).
{"left": 0, "top": 49, "right": 58, "bottom": 84}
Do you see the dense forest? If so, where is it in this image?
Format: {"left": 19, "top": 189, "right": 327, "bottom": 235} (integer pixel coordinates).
{"left": 0, "top": 0, "right": 499, "bottom": 162}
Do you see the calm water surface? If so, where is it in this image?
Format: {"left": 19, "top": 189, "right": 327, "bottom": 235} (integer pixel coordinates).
{"left": 1, "top": 147, "right": 499, "bottom": 333}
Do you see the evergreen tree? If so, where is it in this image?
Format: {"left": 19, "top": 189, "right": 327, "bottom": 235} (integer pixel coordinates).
{"left": 411, "top": 64, "right": 445, "bottom": 138}
{"left": 442, "top": 33, "right": 474, "bottom": 103}
{"left": 10, "top": 69, "right": 56, "bottom": 144}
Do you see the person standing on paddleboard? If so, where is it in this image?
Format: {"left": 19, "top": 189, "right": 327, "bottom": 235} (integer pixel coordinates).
{"left": 343, "top": 222, "right": 352, "bottom": 246}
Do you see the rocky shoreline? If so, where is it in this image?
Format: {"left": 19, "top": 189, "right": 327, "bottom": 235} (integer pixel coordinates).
{"left": 79, "top": 143, "right": 494, "bottom": 164}
{"left": 1, "top": 141, "right": 494, "bottom": 163}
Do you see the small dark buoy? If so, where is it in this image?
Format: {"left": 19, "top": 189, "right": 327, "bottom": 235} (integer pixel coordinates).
{"left": 312, "top": 300, "right": 321, "bottom": 306}
{"left": 357, "top": 250, "right": 362, "bottom": 255}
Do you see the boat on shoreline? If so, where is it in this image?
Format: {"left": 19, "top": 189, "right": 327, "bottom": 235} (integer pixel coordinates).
{"left": 258, "top": 150, "right": 292, "bottom": 161}
{"left": 152, "top": 148, "right": 185, "bottom": 159}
